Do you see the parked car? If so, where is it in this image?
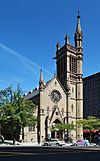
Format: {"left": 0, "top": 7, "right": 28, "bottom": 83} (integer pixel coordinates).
{"left": 43, "top": 138, "right": 66, "bottom": 146}
{"left": 0, "top": 140, "right": 21, "bottom": 145}
{"left": 72, "top": 139, "right": 90, "bottom": 146}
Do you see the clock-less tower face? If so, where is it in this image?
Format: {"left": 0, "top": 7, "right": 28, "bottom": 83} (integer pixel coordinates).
{"left": 50, "top": 90, "right": 62, "bottom": 103}
{"left": 56, "top": 55, "right": 67, "bottom": 88}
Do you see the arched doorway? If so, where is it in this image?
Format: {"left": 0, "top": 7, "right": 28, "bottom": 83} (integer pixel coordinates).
{"left": 51, "top": 119, "right": 63, "bottom": 139}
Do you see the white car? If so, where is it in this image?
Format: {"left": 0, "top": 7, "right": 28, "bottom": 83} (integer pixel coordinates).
{"left": 43, "top": 139, "right": 66, "bottom": 146}
{"left": 0, "top": 140, "right": 21, "bottom": 145}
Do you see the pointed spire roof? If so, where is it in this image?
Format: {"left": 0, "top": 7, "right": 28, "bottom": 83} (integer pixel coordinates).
{"left": 56, "top": 41, "right": 60, "bottom": 51}
{"left": 65, "top": 34, "right": 69, "bottom": 44}
{"left": 76, "top": 11, "right": 81, "bottom": 33}
{"left": 39, "top": 68, "right": 44, "bottom": 90}
{"left": 40, "top": 68, "right": 43, "bottom": 83}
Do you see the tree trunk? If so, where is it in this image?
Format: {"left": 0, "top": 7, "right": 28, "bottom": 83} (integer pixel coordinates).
{"left": 22, "top": 127, "right": 24, "bottom": 142}
{"left": 90, "top": 131, "right": 92, "bottom": 145}
{"left": 13, "top": 131, "right": 16, "bottom": 145}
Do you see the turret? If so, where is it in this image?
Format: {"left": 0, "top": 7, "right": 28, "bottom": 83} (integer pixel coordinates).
{"left": 39, "top": 68, "right": 44, "bottom": 91}
{"left": 56, "top": 41, "right": 60, "bottom": 52}
{"left": 65, "top": 34, "right": 69, "bottom": 45}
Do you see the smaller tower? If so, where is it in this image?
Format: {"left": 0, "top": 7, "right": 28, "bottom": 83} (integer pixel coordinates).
{"left": 39, "top": 68, "right": 44, "bottom": 91}
{"left": 56, "top": 41, "right": 60, "bottom": 51}
{"left": 39, "top": 69, "right": 45, "bottom": 143}
{"left": 65, "top": 34, "right": 69, "bottom": 45}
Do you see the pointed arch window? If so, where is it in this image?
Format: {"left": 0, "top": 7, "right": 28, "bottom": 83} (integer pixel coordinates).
{"left": 69, "top": 56, "right": 77, "bottom": 74}
{"left": 71, "top": 104, "right": 74, "bottom": 112}
{"left": 62, "top": 108, "right": 64, "bottom": 116}
{"left": 47, "top": 106, "right": 49, "bottom": 115}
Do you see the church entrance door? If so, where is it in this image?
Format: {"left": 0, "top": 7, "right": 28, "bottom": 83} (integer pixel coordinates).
{"left": 51, "top": 119, "right": 63, "bottom": 139}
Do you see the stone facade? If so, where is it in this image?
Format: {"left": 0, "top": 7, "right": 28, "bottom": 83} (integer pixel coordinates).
{"left": 23, "top": 13, "right": 83, "bottom": 143}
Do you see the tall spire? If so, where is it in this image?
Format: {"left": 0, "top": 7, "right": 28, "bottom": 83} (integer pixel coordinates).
{"left": 76, "top": 11, "right": 81, "bottom": 33}
{"left": 74, "top": 11, "right": 83, "bottom": 48}
{"left": 40, "top": 68, "right": 43, "bottom": 83}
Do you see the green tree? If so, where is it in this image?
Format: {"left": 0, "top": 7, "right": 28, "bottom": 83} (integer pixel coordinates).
{"left": 0, "top": 85, "right": 37, "bottom": 144}
{"left": 77, "top": 116, "right": 100, "bottom": 144}
{"left": 55, "top": 123, "right": 75, "bottom": 132}
{"left": 53, "top": 123, "right": 75, "bottom": 142}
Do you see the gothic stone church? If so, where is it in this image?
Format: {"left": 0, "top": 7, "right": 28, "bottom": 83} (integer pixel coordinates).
{"left": 23, "top": 13, "right": 83, "bottom": 143}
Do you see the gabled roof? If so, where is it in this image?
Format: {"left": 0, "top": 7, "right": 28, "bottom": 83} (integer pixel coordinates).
{"left": 25, "top": 74, "right": 66, "bottom": 100}
{"left": 44, "top": 74, "right": 67, "bottom": 95}
{"left": 25, "top": 88, "right": 39, "bottom": 100}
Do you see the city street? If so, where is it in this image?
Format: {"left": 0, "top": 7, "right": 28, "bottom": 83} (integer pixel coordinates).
{"left": 0, "top": 150, "right": 100, "bottom": 161}
{"left": 0, "top": 146, "right": 100, "bottom": 161}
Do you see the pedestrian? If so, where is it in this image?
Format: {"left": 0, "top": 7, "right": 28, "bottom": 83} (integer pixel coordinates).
{"left": 97, "top": 135, "right": 100, "bottom": 146}
{"left": 94, "top": 135, "right": 98, "bottom": 144}
{"left": 13, "top": 138, "right": 16, "bottom": 145}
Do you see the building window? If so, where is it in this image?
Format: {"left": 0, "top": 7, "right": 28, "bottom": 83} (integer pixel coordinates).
{"left": 78, "top": 108, "right": 80, "bottom": 115}
{"left": 78, "top": 91, "right": 80, "bottom": 97}
{"left": 28, "top": 125, "right": 35, "bottom": 132}
{"left": 71, "top": 104, "right": 74, "bottom": 112}
{"left": 41, "top": 109, "right": 44, "bottom": 113}
{"left": 47, "top": 106, "right": 49, "bottom": 115}
{"left": 69, "top": 56, "right": 77, "bottom": 74}
{"left": 62, "top": 108, "right": 64, "bottom": 115}
{"left": 72, "top": 87, "right": 74, "bottom": 93}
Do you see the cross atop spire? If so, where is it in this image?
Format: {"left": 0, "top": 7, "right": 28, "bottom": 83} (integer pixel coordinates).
{"left": 77, "top": 10, "right": 80, "bottom": 18}
{"left": 76, "top": 11, "right": 81, "bottom": 33}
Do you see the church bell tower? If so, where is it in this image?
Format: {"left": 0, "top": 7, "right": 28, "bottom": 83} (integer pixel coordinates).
{"left": 55, "top": 12, "right": 83, "bottom": 139}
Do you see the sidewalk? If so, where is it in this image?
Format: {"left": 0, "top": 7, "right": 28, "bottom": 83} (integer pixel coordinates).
{"left": 0, "top": 140, "right": 42, "bottom": 146}
{"left": 20, "top": 142, "right": 42, "bottom": 146}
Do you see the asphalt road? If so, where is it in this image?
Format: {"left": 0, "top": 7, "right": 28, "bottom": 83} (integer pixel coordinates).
{"left": 0, "top": 150, "right": 100, "bottom": 161}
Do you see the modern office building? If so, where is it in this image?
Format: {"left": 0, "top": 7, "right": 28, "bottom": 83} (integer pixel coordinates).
{"left": 23, "top": 13, "right": 83, "bottom": 143}
{"left": 83, "top": 72, "right": 100, "bottom": 119}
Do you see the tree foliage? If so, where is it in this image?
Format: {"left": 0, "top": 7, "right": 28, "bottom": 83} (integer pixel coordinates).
{"left": 0, "top": 85, "right": 37, "bottom": 142}
{"left": 52, "top": 122, "right": 75, "bottom": 142}
{"left": 77, "top": 116, "right": 100, "bottom": 144}
{"left": 54, "top": 123, "right": 75, "bottom": 132}
{"left": 77, "top": 116, "right": 100, "bottom": 130}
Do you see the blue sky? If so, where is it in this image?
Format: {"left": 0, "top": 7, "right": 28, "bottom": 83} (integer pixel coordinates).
{"left": 0, "top": 0, "right": 100, "bottom": 92}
